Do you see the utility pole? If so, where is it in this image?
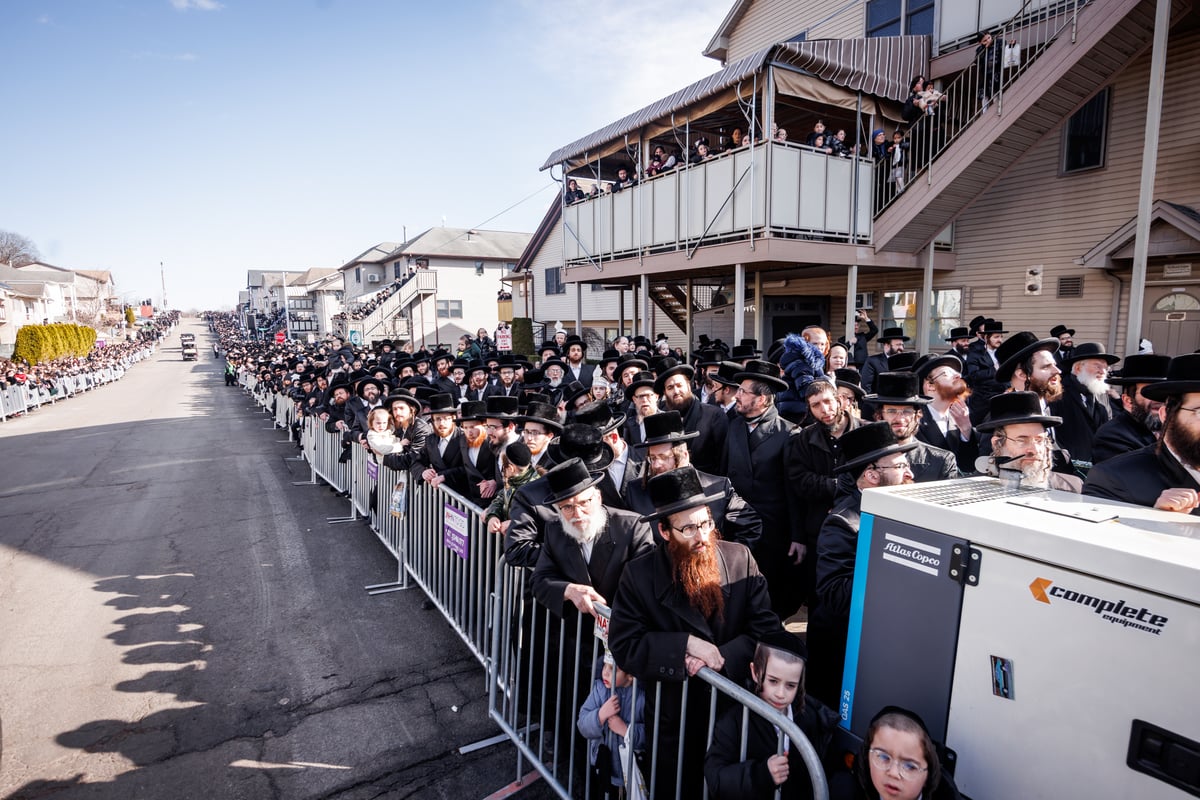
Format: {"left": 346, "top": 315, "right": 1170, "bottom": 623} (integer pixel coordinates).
{"left": 160, "top": 261, "right": 168, "bottom": 309}
{"left": 279, "top": 271, "right": 292, "bottom": 341}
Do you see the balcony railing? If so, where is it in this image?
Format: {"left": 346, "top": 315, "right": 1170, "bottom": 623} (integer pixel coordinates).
{"left": 346, "top": 269, "right": 437, "bottom": 344}
{"left": 562, "top": 140, "right": 873, "bottom": 266}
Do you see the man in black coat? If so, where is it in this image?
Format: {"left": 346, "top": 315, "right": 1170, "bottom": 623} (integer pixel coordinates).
{"left": 859, "top": 327, "right": 908, "bottom": 394}
{"left": 1048, "top": 343, "right": 1119, "bottom": 466}
{"left": 657, "top": 358, "right": 729, "bottom": 475}
{"left": 625, "top": 410, "right": 763, "bottom": 549}
{"left": 380, "top": 391, "right": 431, "bottom": 474}
{"left": 457, "top": 401, "right": 496, "bottom": 502}
{"left": 1084, "top": 354, "right": 1200, "bottom": 515}
{"left": 720, "top": 360, "right": 798, "bottom": 617}
{"left": 915, "top": 354, "right": 979, "bottom": 471}
{"left": 417, "top": 393, "right": 475, "bottom": 501}
{"left": 1092, "top": 354, "right": 1170, "bottom": 463}
{"left": 562, "top": 334, "right": 596, "bottom": 389}
{"left": 865, "top": 372, "right": 959, "bottom": 483}
{"left": 609, "top": 466, "right": 783, "bottom": 800}
{"left": 810, "top": 422, "right": 917, "bottom": 708}
{"left": 964, "top": 320, "right": 1008, "bottom": 425}
{"left": 1050, "top": 324, "right": 1076, "bottom": 366}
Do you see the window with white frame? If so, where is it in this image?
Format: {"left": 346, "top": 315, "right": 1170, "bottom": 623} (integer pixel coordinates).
{"left": 437, "top": 300, "right": 463, "bottom": 319}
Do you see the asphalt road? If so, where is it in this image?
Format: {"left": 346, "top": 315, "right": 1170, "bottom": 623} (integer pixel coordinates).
{"left": 0, "top": 321, "right": 548, "bottom": 800}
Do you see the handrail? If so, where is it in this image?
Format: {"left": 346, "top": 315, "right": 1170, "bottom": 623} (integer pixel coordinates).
{"left": 876, "top": 0, "right": 1088, "bottom": 215}
{"left": 354, "top": 270, "right": 438, "bottom": 341}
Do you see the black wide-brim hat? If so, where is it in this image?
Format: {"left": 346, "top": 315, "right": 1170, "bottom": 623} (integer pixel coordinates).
{"left": 653, "top": 358, "right": 696, "bottom": 394}
{"left": 1050, "top": 324, "right": 1075, "bottom": 338}
{"left": 541, "top": 457, "right": 607, "bottom": 506}
{"left": 995, "top": 332, "right": 1059, "bottom": 383}
{"left": 547, "top": 424, "right": 615, "bottom": 472}
{"left": 354, "top": 376, "right": 386, "bottom": 399}
{"left": 696, "top": 349, "right": 724, "bottom": 368}
{"left": 636, "top": 410, "right": 699, "bottom": 448}
{"left": 1106, "top": 353, "right": 1170, "bottom": 387}
{"left": 626, "top": 371, "right": 658, "bottom": 396}
{"left": 425, "top": 392, "right": 457, "bottom": 415}
{"left": 562, "top": 380, "right": 590, "bottom": 407}
{"left": 483, "top": 394, "right": 521, "bottom": 420}
{"left": 574, "top": 399, "right": 626, "bottom": 434}
{"left": 864, "top": 372, "right": 931, "bottom": 406}
{"left": 638, "top": 466, "right": 725, "bottom": 523}
{"left": 711, "top": 361, "right": 744, "bottom": 388}
{"left": 1059, "top": 342, "right": 1121, "bottom": 368}
{"left": 1141, "top": 354, "right": 1200, "bottom": 401}
{"left": 458, "top": 400, "right": 487, "bottom": 421}
{"left": 878, "top": 326, "right": 910, "bottom": 343}
{"left": 733, "top": 359, "right": 789, "bottom": 393}
{"left": 944, "top": 327, "right": 971, "bottom": 341}
{"left": 518, "top": 400, "right": 565, "bottom": 433}
{"left": 833, "top": 368, "right": 865, "bottom": 398}
{"left": 381, "top": 391, "right": 422, "bottom": 416}
{"left": 886, "top": 352, "right": 919, "bottom": 372}
{"left": 835, "top": 421, "right": 920, "bottom": 474}
{"left": 976, "top": 391, "right": 1063, "bottom": 432}
{"left": 541, "top": 357, "right": 568, "bottom": 373}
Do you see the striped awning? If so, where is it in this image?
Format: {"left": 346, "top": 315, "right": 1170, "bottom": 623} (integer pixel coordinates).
{"left": 540, "top": 35, "right": 928, "bottom": 171}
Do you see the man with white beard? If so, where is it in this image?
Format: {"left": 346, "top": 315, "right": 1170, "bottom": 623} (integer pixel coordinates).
{"left": 1049, "top": 343, "right": 1119, "bottom": 465}
{"left": 975, "top": 392, "right": 1082, "bottom": 492}
{"left": 531, "top": 458, "right": 654, "bottom": 622}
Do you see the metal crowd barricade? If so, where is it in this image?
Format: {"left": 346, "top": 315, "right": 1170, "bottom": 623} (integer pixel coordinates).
{"left": 347, "top": 443, "right": 374, "bottom": 521}
{"left": 366, "top": 460, "right": 409, "bottom": 594}
{"left": 400, "top": 481, "right": 497, "bottom": 665}
{"left": 486, "top": 570, "right": 830, "bottom": 800}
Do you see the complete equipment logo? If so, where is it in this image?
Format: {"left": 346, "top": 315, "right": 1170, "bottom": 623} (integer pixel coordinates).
{"left": 1029, "top": 577, "right": 1168, "bottom": 636}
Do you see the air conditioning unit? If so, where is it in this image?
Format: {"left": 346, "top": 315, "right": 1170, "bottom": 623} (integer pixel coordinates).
{"left": 366, "top": 274, "right": 380, "bottom": 284}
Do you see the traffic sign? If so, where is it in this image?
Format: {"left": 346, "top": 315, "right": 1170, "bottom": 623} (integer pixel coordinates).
{"left": 274, "top": 330, "right": 285, "bottom": 343}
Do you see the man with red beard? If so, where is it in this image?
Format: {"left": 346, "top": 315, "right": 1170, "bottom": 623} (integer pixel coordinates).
{"left": 916, "top": 353, "right": 979, "bottom": 470}
{"left": 456, "top": 401, "right": 496, "bottom": 501}
{"left": 808, "top": 422, "right": 916, "bottom": 707}
{"left": 1085, "top": 354, "right": 1200, "bottom": 515}
{"left": 866, "top": 372, "right": 958, "bottom": 483}
{"left": 995, "top": 331, "right": 1062, "bottom": 407}
{"left": 609, "top": 466, "right": 782, "bottom": 800}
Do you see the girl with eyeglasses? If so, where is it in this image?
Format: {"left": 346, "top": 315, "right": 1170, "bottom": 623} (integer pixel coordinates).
{"left": 845, "top": 707, "right": 962, "bottom": 800}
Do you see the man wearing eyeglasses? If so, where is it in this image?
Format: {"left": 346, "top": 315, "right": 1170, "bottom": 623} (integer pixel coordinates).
{"left": 976, "top": 392, "right": 1082, "bottom": 492}
{"left": 865, "top": 371, "right": 958, "bottom": 483}
{"left": 808, "top": 422, "right": 917, "bottom": 708}
{"left": 1085, "top": 353, "right": 1200, "bottom": 514}
{"left": 609, "top": 465, "right": 782, "bottom": 800}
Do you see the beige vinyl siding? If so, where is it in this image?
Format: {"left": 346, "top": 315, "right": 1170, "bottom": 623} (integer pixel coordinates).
{"left": 946, "top": 26, "right": 1200, "bottom": 353}
{"left": 727, "top": 0, "right": 866, "bottom": 63}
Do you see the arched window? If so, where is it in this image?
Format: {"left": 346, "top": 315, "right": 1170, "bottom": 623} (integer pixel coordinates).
{"left": 1153, "top": 293, "right": 1200, "bottom": 312}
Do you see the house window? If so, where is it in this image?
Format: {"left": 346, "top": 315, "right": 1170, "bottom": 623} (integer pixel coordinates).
{"left": 355, "top": 267, "right": 362, "bottom": 283}
{"left": 394, "top": 262, "right": 403, "bottom": 279}
{"left": 288, "top": 297, "right": 314, "bottom": 310}
{"left": 475, "top": 260, "right": 485, "bottom": 276}
{"left": 866, "top": 0, "right": 934, "bottom": 37}
{"left": 879, "top": 288, "right": 962, "bottom": 342}
{"left": 545, "top": 267, "right": 566, "bottom": 295}
{"left": 437, "top": 300, "right": 463, "bottom": 319}
{"left": 1062, "top": 88, "right": 1110, "bottom": 173}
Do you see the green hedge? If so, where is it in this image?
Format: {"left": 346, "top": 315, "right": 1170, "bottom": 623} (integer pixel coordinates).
{"left": 13, "top": 323, "right": 99, "bottom": 365}
{"left": 510, "top": 317, "right": 534, "bottom": 358}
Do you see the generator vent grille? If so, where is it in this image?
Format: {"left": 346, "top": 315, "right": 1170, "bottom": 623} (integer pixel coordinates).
{"left": 889, "top": 480, "right": 1048, "bottom": 507}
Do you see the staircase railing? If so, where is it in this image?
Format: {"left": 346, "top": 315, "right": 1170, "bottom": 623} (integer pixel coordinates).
{"left": 875, "top": 0, "right": 1089, "bottom": 214}
{"left": 357, "top": 270, "right": 437, "bottom": 340}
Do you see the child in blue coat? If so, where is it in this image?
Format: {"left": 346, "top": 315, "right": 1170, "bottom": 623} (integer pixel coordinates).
{"left": 577, "top": 652, "right": 645, "bottom": 799}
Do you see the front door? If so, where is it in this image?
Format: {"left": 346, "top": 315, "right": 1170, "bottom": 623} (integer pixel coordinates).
{"left": 1144, "top": 290, "right": 1200, "bottom": 356}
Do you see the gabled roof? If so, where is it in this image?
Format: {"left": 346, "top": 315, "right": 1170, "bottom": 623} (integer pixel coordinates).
{"left": 0, "top": 265, "right": 70, "bottom": 285}
{"left": 513, "top": 199, "right": 564, "bottom": 274}
{"left": 388, "top": 227, "right": 532, "bottom": 262}
{"left": 703, "top": 0, "right": 754, "bottom": 63}
{"left": 339, "top": 242, "right": 402, "bottom": 270}
{"left": 246, "top": 269, "right": 308, "bottom": 288}
{"left": 74, "top": 269, "right": 114, "bottom": 285}
{"left": 1080, "top": 201, "right": 1200, "bottom": 268}
{"left": 541, "top": 36, "right": 927, "bottom": 170}
{"left": 294, "top": 267, "right": 339, "bottom": 286}
{"left": 15, "top": 261, "right": 71, "bottom": 274}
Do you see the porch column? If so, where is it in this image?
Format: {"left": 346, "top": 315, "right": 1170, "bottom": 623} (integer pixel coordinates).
{"left": 685, "top": 278, "right": 694, "bottom": 354}
{"left": 917, "top": 244, "right": 935, "bottom": 354}
{"left": 1126, "top": 0, "right": 1171, "bottom": 356}
{"left": 631, "top": 285, "right": 639, "bottom": 335}
{"left": 753, "top": 271, "right": 763, "bottom": 346}
{"left": 733, "top": 263, "right": 746, "bottom": 343}
{"left": 618, "top": 288, "right": 625, "bottom": 339}
{"left": 575, "top": 282, "right": 583, "bottom": 335}
{"left": 640, "top": 273, "right": 651, "bottom": 340}
{"left": 845, "top": 264, "right": 859, "bottom": 346}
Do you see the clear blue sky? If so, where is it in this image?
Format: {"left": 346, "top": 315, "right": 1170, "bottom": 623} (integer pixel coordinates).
{"left": 2, "top": 0, "right": 729, "bottom": 310}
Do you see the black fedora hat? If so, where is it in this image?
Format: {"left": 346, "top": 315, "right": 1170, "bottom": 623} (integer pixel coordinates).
{"left": 541, "top": 457, "right": 606, "bottom": 506}
{"left": 1049, "top": 324, "right": 1075, "bottom": 338}
{"left": 562, "top": 380, "right": 590, "bottom": 407}
{"left": 483, "top": 394, "right": 520, "bottom": 420}
{"left": 944, "top": 327, "right": 971, "bottom": 341}
{"left": 599, "top": 348, "right": 621, "bottom": 367}
{"left": 996, "top": 332, "right": 1059, "bottom": 383}
{"left": 696, "top": 349, "right": 725, "bottom": 368}
{"left": 968, "top": 315, "right": 988, "bottom": 333}
{"left": 465, "top": 359, "right": 490, "bottom": 377}
{"left": 914, "top": 353, "right": 962, "bottom": 386}
{"left": 519, "top": 400, "right": 564, "bottom": 433}
{"left": 636, "top": 410, "right": 698, "bottom": 448}
{"left": 865, "top": 372, "right": 931, "bottom": 406}
{"left": 639, "top": 466, "right": 725, "bottom": 523}
{"left": 730, "top": 344, "right": 759, "bottom": 361}
{"left": 653, "top": 357, "right": 696, "bottom": 394}
{"left": 976, "top": 391, "right": 1063, "bottom": 432}
{"left": 1060, "top": 342, "right": 1120, "bottom": 368}
{"left": 541, "top": 356, "right": 568, "bottom": 374}
{"left": 425, "top": 392, "right": 457, "bottom": 415}
{"left": 733, "top": 359, "right": 789, "bottom": 393}
{"left": 574, "top": 398, "right": 626, "bottom": 434}
{"left": 494, "top": 354, "right": 517, "bottom": 371}
{"left": 354, "top": 376, "right": 386, "bottom": 399}
{"left": 878, "top": 327, "right": 910, "bottom": 343}
{"left": 833, "top": 368, "right": 865, "bottom": 399}
{"left": 563, "top": 334, "right": 586, "bottom": 352}
{"left": 459, "top": 400, "right": 487, "bottom": 421}
{"left": 981, "top": 319, "right": 1007, "bottom": 336}
{"left": 1106, "top": 353, "right": 1170, "bottom": 387}
{"left": 547, "top": 425, "right": 614, "bottom": 472}
{"left": 381, "top": 391, "right": 422, "bottom": 416}
{"left": 835, "top": 421, "right": 919, "bottom": 474}
{"left": 1141, "top": 354, "right": 1200, "bottom": 401}
{"left": 710, "top": 360, "right": 744, "bottom": 388}
{"left": 886, "top": 352, "right": 919, "bottom": 372}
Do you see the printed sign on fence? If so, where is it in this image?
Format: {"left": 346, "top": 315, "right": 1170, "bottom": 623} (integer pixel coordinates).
{"left": 366, "top": 458, "right": 379, "bottom": 481}
{"left": 443, "top": 503, "right": 469, "bottom": 560}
